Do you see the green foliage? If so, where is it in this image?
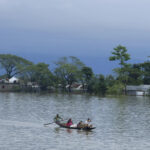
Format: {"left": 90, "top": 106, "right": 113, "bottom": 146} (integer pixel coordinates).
{"left": 81, "top": 67, "right": 93, "bottom": 81}
{"left": 97, "top": 74, "right": 107, "bottom": 95}
{"left": 109, "top": 45, "right": 130, "bottom": 66}
{"left": 115, "top": 64, "right": 131, "bottom": 84}
{"left": 87, "top": 74, "right": 107, "bottom": 95}
{"left": 33, "top": 63, "right": 53, "bottom": 90}
{"left": 81, "top": 66, "right": 93, "bottom": 90}
{"left": 109, "top": 45, "right": 131, "bottom": 90}
{"left": 87, "top": 75, "right": 99, "bottom": 93}
{"left": 0, "top": 54, "right": 32, "bottom": 78}
{"left": 54, "top": 56, "right": 85, "bottom": 91}
{"left": 1, "top": 48, "right": 150, "bottom": 95}
{"left": 22, "top": 63, "right": 53, "bottom": 90}
{"left": 140, "top": 61, "right": 150, "bottom": 84}
{"left": 105, "top": 75, "right": 115, "bottom": 87}
{"left": 127, "top": 64, "right": 143, "bottom": 85}
{"left": 106, "top": 81, "right": 124, "bottom": 95}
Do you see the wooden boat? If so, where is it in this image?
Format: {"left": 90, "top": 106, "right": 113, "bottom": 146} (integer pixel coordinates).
{"left": 55, "top": 121, "right": 96, "bottom": 131}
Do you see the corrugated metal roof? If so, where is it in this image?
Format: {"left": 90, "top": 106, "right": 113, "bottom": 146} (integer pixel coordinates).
{"left": 126, "top": 85, "right": 150, "bottom": 91}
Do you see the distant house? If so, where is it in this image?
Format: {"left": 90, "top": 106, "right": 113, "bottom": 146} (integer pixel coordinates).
{"left": 0, "top": 79, "right": 9, "bottom": 84}
{"left": 9, "top": 77, "right": 19, "bottom": 84}
{"left": 0, "top": 77, "right": 20, "bottom": 91}
{"left": 126, "top": 85, "right": 150, "bottom": 96}
{"left": 26, "top": 82, "right": 40, "bottom": 91}
{"left": 0, "top": 77, "right": 41, "bottom": 92}
{"left": 66, "top": 83, "right": 87, "bottom": 92}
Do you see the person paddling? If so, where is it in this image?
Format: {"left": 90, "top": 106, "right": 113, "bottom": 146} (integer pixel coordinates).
{"left": 54, "top": 114, "right": 63, "bottom": 123}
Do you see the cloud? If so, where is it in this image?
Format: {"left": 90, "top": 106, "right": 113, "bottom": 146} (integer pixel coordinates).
{"left": 0, "top": 0, "right": 150, "bottom": 32}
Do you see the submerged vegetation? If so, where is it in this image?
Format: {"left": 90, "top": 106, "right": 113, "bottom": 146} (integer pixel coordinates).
{"left": 0, "top": 45, "right": 150, "bottom": 95}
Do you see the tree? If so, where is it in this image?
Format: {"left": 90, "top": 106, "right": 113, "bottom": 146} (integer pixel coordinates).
{"left": 105, "top": 75, "right": 115, "bottom": 87}
{"left": 140, "top": 61, "right": 150, "bottom": 84}
{"left": 128, "top": 64, "right": 143, "bottom": 85}
{"left": 0, "top": 54, "right": 32, "bottom": 78}
{"left": 81, "top": 66, "right": 93, "bottom": 90}
{"left": 22, "top": 63, "right": 53, "bottom": 90}
{"left": 33, "top": 63, "right": 53, "bottom": 90}
{"left": 54, "top": 56, "right": 84, "bottom": 92}
{"left": 109, "top": 45, "right": 131, "bottom": 94}
{"left": 97, "top": 74, "right": 107, "bottom": 95}
{"left": 106, "top": 81, "right": 124, "bottom": 95}
{"left": 109, "top": 45, "right": 130, "bottom": 67}
{"left": 87, "top": 75, "right": 99, "bottom": 93}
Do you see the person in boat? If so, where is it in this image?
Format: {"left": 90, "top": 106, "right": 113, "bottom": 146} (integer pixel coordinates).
{"left": 66, "top": 118, "right": 73, "bottom": 127}
{"left": 54, "top": 114, "right": 63, "bottom": 123}
{"left": 77, "top": 121, "right": 84, "bottom": 128}
{"left": 85, "top": 118, "right": 92, "bottom": 127}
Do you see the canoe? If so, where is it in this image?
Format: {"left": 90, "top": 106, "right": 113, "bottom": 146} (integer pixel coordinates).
{"left": 55, "top": 121, "right": 96, "bottom": 131}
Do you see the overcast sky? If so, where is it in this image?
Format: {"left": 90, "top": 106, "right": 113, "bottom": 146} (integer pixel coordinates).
{"left": 0, "top": 0, "right": 150, "bottom": 74}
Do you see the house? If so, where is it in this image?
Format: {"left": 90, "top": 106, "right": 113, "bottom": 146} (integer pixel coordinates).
{"left": 0, "top": 77, "right": 19, "bottom": 91}
{"left": 26, "top": 82, "right": 40, "bottom": 91}
{"left": 126, "top": 85, "right": 150, "bottom": 96}
{"left": 0, "top": 79, "right": 9, "bottom": 84}
{"left": 66, "top": 83, "right": 87, "bottom": 92}
{"left": 9, "top": 77, "right": 19, "bottom": 84}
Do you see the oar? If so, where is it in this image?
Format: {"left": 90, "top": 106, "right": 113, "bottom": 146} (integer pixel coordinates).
{"left": 44, "top": 118, "right": 68, "bottom": 126}
{"left": 44, "top": 122, "right": 54, "bottom": 126}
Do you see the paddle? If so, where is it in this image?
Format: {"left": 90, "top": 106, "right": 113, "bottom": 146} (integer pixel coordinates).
{"left": 44, "top": 118, "right": 67, "bottom": 126}
{"left": 44, "top": 122, "right": 55, "bottom": 126}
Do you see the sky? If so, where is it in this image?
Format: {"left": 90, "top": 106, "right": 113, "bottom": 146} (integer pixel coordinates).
{"left": 0, "top": 0, "right": 150, "bottom": 74}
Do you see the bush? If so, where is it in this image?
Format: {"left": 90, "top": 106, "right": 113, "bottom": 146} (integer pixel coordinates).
{"left": 106, "top": 82, "right": 124, "bottom": 95}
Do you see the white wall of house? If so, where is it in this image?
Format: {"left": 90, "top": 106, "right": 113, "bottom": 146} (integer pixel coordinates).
{"left": 126, "top": 85, "right": 150, "bottom": 96}
{"left": 136, "top": 91, "right": 144, "bottom": 96}
{"left": 9, "top": 77, "right": 19, "bottom": 84}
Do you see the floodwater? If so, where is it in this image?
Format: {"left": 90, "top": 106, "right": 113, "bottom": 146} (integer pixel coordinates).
{"left": 0, "top": 93, "right": 150, "bottom": 150}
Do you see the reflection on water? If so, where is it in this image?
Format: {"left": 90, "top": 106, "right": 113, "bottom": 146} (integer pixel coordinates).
{"left": 0, "top": 92, "right": 150, "bottom": 150}
{"left": 66, "top": 129, "right": 72, "bottom": 134}
{"left": 54, "top": 127, "right": 94, "bottom": 136}
{"left": 54, "top": 127, "right": 61, "bottom": 133}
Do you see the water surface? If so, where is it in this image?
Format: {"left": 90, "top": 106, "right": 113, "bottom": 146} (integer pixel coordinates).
{"left": 0, "top": 93, "right": 150, "bottom": 150}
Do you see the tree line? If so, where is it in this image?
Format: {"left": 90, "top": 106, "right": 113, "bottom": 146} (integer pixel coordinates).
{"left": 0, "top": 45, "right": 150, "bottom": 95}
